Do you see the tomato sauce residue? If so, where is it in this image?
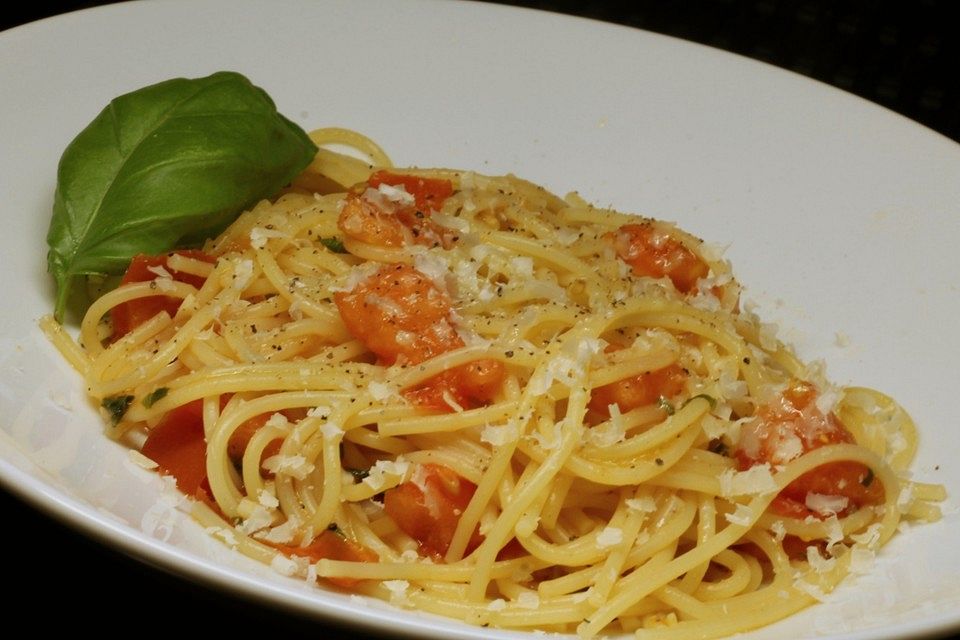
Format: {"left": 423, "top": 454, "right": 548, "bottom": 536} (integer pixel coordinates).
{"left": 735, "top": 382, "right": 884, "bottom": 519}
{"left": 609, "top": 223, "right": 708, "bottom": 294}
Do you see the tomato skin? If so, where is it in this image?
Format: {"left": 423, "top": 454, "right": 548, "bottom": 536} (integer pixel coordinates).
{"left": 141, "top": 400, "right": 208, "bottom": 497}
{"left": 335, "top": 263, "right": 504, "bottom": 410}
{"left": 367, "top": 171, "right": 453, "bottom": 213}
{"left": 334, "top": 263, "right": 462, "bottom": 366}
{"left": 588, "top": 363, "right": 687, "bottom": 416}
{"left": 336, "top": 193, "right": 408, "bottom": 247}
{"left": 383, "top": 463, "right": 483, "bottom": 558}
{"left": 142, "top": 396, "right": 292, "bottom": 495}
{"left": 735, "top": 382, "right": 884, "bottom": 519}
{"left": 274, "top": 530, "right": 378, "bottom": 589}
{"left": 610, "top": 223, "right": 708, "bottom": 294}
{"left": 111, "top": 250, "right": 215, "bottom": 339}
{"left": 338, "top": 172, "right": 455, "bottom": 249}
{"left": 402, "top": 359, "right": 505, "bottom": 412}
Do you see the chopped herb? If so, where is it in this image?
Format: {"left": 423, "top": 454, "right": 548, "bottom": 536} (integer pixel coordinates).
{"left": 347, "top": 467, "right": 370, "bottom": 482}
{"left": 320, "top": 236, "right": 347, "bottom": 253}
{"left": 142, "top": 387, "right": 169, "bottom": 408}
{"left": 861, "top": 468, "right": 875, "bottom": 487}
{"left": 101, "top": 394, "right": 134, "bottom": 425}
{"left": 707, "top": 438, "right": 729, "bottom": 456}
{"left": 657, "top": 396, "right": 676, "bottom": 415}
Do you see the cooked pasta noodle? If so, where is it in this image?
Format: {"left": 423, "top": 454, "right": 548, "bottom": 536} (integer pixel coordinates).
{"left": 43, "top": 128, "right": 945, "bottom": 638}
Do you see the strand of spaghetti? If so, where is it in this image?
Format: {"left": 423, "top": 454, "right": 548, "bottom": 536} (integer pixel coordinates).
{"left": 308, "top": 127, "right": 392, "bottom": 167}
{"left": 518, "top": 502, "right": 632, "bottom": 567}
{"left": 537, "top": 495, "right": 695, "bottom": 598}
{"left": 79, "top": 279, "right": 194, "bottom": 359}
{"left": 316, "top": 555, "right": 543, "bottom": 582}
{"left": 467, "top": 381, "right": 589, "bottom": 600}
{"left": 303, "top": 424, "right": 345, "bottom": 532}
{"left": 580, "top": 396, "right": 711, "bottom": 461}
{"left": 518, "top": 421, "right": 702, "bottom": 486}
{"left": 206, "top": 390, "right": 344, "bottom": 517}
{"left": 241, "top": 422, "right": 288, "bottom": 497}
{"left": 589, "top": 487, "right": 653, "bottom": 606}
{"left": 694, "top": 548, "right": 753, "bottom": 600}
{"left": 443, "top": 391, "right": 539, "bottom": 562}
{"left": 578, "top": 443, "right": 898, "bottom": 635}
{"left": 94, "top": 293, "right": 232, "bottom": 397}
{"left": 39, "top": 314, "right": 91, "bottom": 376}
{"left": 92, "top": 311, "right": 174, "bottom": 382}
{"left": 676, "top": 494, "right": 717, "bottom": 594}
{"left": 481, "top": 231, "right": 597, "bottom": 278}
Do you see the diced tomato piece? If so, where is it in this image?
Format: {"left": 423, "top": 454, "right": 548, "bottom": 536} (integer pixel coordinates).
{"left": 142, "top": 400, "right": 208, "bottom": 497}
{"left": 336, "top": 193, "right": 408, "bottom": 247}
{"left": 335, "top": 264, "right": 503, "bottom": 409}
{"left": 403, "top": 359, "right": 505, "bottom": 412}
{"left": 111, "top": 250, "right": 215, "bottom": 339}
{"left": 589, "top": 363, "right": 687, "bottom": 416}
{"left": 143, "top": 395, "right": 293, "bottom": 494}
{"left": 337, "top": 172, "right": 455, "bottom": 249}
{"left": 273, "top": 529, "right": 378, "bottom": 589}
{"left": 367, "top": 170, "right": 454, "bottom": 213}
{"left": 334, "top": 263, "right": 463, "bottom": 366}
{"left": 384, "top": 463, "right": 483, "bottom": 558}
{"left": 610, "top": 223, "right": 708, "bottom": 294}
{"left": 735, "top": 382, "right": 884, "bottom": 519}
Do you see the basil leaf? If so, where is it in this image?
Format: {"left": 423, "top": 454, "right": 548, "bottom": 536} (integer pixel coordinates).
{"left": 101, "top": 395, "right": 134, "bottom": 426}
{"left": 46, "top": 71, "right": 318, "bottom": 320}
{"left": 142, "top": 387, "right": 169, "bottom": 408}
{"left": 320, "top": 236, "right": 347, "bottom": 254}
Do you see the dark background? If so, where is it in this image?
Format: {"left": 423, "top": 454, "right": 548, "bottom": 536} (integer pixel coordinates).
{"left": 1, "top": 1, "right": 957, "bottom": 637}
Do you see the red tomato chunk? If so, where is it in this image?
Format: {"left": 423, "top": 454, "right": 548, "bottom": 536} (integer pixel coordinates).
{"left": 334, "top": 263, "right": 503, "bottom": 412}
{"left": 111, "top": 250, "right": 215, "bottom": 339}
{"left": 610, "top": 223, "right": 708, "bottom": 294}
{"left": 384, "top": 463, "right": 483, "bottom": 557}
{"left": 589, "top": 363, "right": 687, "bottom": 416}
{"left": 735, "top": 382, "right": 884, "bottom": 519}
{"left": 337, "top": 171, "right": 455, "bottom": 249}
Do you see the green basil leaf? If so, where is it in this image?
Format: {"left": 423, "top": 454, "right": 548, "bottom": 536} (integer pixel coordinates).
{"left": 142, "top": 387, "right": 169, "bottom": 408}
{"left": 101, "top": 394, "right": 134, "bottom": 426}
{"left": 320, "top": 236, "right": 347, "bottom": 254}
{"left": 46, "top": 71, "right": 318, "bottom": 320}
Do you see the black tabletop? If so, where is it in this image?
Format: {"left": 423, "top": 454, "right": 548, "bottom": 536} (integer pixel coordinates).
{"left": 2, "top": 1, "right": 958, "bottom": 638}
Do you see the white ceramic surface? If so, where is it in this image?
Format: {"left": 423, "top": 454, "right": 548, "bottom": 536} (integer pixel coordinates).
{"left": 1, "top": 1, "right": 958, "bottom": 638}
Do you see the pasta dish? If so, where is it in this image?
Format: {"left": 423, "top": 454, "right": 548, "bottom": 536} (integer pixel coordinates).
{"left": 42, "top": 128, "right": 945, "bottom": 638}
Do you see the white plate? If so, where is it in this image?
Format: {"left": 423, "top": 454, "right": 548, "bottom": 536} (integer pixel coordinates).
{"left": 1, "top": 1, "right": 958, "bottom": 637}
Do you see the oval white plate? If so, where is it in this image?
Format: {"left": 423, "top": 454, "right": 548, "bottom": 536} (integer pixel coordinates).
{"left": 1, "top": 1, "right": 957, "bottom": 638}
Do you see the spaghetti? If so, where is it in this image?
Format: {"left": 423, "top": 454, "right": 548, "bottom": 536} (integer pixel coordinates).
{"left": 43, "top": 128, "right": 945, "bottom": 638}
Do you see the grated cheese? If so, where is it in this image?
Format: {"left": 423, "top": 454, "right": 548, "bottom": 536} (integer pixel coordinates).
{"left": 596, "top": 527, "right": 624, "bottom": 548}
{"left": 363, "top": 457, "right": 410, "bottom": 491}
{"left": 262, "top": 454, "right": 315, "bottom": 480}
{"left": 724, "top": 504, "right": 754, "bottom": 526}
{"left": 487, "top": 598, "right": 507, "bottom": 612}
{"left": 805, "top": 493, "right": 849, "bottom": 516}
{"left": 718, "top": 464, "right": 778, "bottom": 497}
